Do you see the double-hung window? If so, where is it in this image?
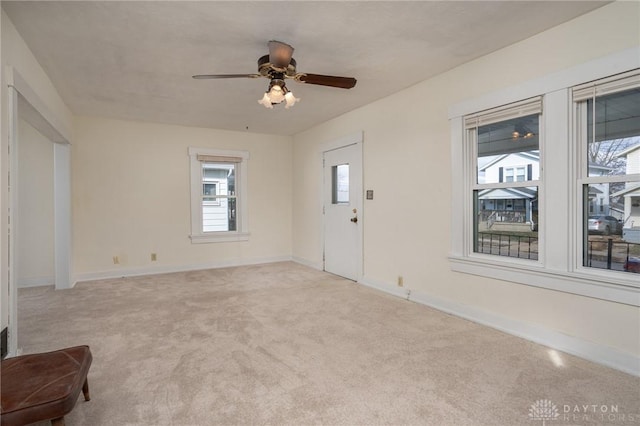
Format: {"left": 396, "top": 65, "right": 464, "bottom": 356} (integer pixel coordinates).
{"left": 450, "top": 52, "right": 639, "bottom": 306}
{"left": 189, "top": 147, "right": 249, "bottom": 243}
{"left": 573, "top": 70, "right": 640, "bottom": 274}
{"left": 465, "top": 97, "right": 542, "bottom": 260}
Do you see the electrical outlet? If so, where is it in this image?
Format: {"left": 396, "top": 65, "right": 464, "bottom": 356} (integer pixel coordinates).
{"left": 113, "top": 256, "right": 119, "bottom": 265}
{"left": 151, "top": 253, "right": 157, "bottom": 261}
{"left": 397, "top": 276, "right": 403, "bottom": 287}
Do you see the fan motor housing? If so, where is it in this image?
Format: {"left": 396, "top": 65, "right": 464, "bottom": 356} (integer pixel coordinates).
{"left": 258, "top": 55, "right": 297, "bottom": 77}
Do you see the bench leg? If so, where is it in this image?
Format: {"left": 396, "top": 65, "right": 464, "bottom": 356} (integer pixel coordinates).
{"left": 52, "top": 417, "right": 65, "bottom": 426}
{"left": 82, "top": 377, "right": 91, "bottom": 401}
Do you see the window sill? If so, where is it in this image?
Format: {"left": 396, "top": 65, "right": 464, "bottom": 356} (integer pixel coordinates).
{"left": 190, "top": 232, "right": 250, "bottom": 244}
{"left": 449, "top": 255, "right": 640, "bottom": 307}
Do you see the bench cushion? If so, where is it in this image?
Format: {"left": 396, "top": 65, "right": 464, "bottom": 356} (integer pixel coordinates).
{"left": 1, "top": 345, "right": 92, "bottom": 426}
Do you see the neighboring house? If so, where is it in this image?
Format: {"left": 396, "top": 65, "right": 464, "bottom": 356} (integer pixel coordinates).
{"left": 587, "top": 163, "right": 617, "bottom": 218}
{"left": 612, "top": 143, "right": 640, "bottom": 232}
{"left": 202, "top": 164, "right": 235, "bottom": 232}
{"left": 477, "top": 152, "right": 539, "bottom": 231}
{"left": 478, "top": 151, "right": 618, "bottom": 231}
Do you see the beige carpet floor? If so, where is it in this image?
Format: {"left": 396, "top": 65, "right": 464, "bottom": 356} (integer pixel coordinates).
{"left": 15, "top": 262, "right": 640, "bottom": 425}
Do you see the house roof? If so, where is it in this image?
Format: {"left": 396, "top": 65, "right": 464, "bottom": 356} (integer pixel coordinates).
{"left": 587, "top": 162, "right": 614, "bottom": 172}
{"left": 611, "top": 183, "right": 640, "bottom": 198}
{"left": 478, "top": 187, "right": 538, "bottom": 200}
{"left": 616, "top": 142, "right": 640, "bottom": 158}
{"left": 479, "top": 152, "right": 539, "bottom": 172}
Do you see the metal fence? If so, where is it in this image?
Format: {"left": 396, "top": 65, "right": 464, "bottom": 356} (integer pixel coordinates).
{"left": 479, "top": 210, "right": 527, "bottom": 224}
{"left": 476, "top": 232, "right": 538, "bottom": 260}
{"left": 586, "top": 238, "right": 640, "bottom": 273}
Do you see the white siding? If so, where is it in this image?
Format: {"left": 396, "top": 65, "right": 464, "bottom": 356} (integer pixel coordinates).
{"left": 627, "top": 149, "right": 640, "bottom": 175}
{"left": 483, "top": 154, "right": 539, "bottom": 183}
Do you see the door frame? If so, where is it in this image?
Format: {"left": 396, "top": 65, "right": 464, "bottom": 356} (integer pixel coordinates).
{"left": 320, "top": 132, "right": 364, "bottom": 282}
{"left": 6, "top": 67, "right": 73, "bottom": 356}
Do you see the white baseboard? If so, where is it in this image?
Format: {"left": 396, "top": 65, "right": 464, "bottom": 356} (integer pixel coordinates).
{"left": 74, "top": 255, "right": 293, "bottom": 283}
{"left": 358, "top": 277, "right": 639, "bottom": 377}
{"left": 360, "top": 275, "right": 410, "bottom": 299}
{"left": 292, "top": 256, "right": 323, "bottom": 271}
{"left": 18, "top": 276, "right": 54, "bottom": 288}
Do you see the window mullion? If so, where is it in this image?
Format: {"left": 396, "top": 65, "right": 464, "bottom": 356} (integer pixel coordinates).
{"left": 473, "top": 180, "right": 540, "bottom": 191}
{"left": 578, "top": 174, "right": 640, "bottom": 185}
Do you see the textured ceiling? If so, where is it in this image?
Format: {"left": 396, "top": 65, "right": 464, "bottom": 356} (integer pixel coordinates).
{"left": 2, "top": 1, "right": 607, "bottom": 136}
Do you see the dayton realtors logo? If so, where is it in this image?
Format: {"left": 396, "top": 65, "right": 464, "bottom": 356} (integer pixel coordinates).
{"left": 529, "top": 399, "right": 559, "bottom": 425}
{"left": 562, "top": 404, "right": 638, "bottom": 423}
{"left": 529, "top": 399, "right": 639, "bottom": 424}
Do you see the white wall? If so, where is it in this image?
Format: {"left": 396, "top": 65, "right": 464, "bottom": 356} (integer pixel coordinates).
{"left": 72, "top": 116, "right": 292, "bottom": 279}
{"left": 2, "top": 1, "right": 637, "bottom": 373}
{"left": 1, "top": 10, "right": 73, "bottom": 332}
{"left": 292, "top": 1, "right": 640, "bottom": 363}
{"left": 17, "top": 119, "right": 54, "bottom": 287}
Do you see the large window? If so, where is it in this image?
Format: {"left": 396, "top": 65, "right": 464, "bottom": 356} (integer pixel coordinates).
{"left": 466, "top": 98, "right": 542, "bottom": 261}
{"left": 189, "top": 148, "right": 249, "bottom": 243}
{"left": 574, "top": 71, "right": 640, "bottom": 274}
{"left": 449, "top": 53, "right": 639, "bottom": 306}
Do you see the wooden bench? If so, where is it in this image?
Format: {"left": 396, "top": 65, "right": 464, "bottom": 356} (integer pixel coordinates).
{"left": 1, "top": 346, "right": 92, "bottom": 426}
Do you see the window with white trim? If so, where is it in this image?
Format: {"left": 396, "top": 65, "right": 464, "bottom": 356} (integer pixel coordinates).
{"left": 449, "top": 55, "right": 639, "bottom": 306}
{"left": 189, "top": 147, "right": 249, "bottom": 243}
{"left": 465, "top": 97, "right": 542, "bottom": 260}
{"left": 573, "top": 70, "right": 640, "bottom": 274}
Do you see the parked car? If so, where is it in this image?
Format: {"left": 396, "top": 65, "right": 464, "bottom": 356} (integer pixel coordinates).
{"left": 588, "top": 215, "right": 623, "bottom": 235}
{"left": 624, "top": 257, "right": 640, "bottom": 273}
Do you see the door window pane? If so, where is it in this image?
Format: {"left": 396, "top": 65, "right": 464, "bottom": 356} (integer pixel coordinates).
{"left": 332, "top": 164, "right": 349, "bottom": 204}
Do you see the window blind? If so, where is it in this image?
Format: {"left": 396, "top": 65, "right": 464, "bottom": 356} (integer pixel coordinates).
{"left": 464, "top": 96, "right": 542, "bottom": 129}
{"left": 572, "top": 69, "right": 640, "bottom": 102}
{"left": 196, "top": 154, "right": 242, "bottom": 163}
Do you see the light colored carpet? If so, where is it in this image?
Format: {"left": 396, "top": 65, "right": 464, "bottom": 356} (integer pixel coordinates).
{"left": 16, "top": 262, "right": 639, "bottom": 425}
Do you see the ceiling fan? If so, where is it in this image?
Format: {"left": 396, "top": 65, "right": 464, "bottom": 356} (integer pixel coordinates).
{"left": 193, "top": 40, "right": 357, "bottom": 109}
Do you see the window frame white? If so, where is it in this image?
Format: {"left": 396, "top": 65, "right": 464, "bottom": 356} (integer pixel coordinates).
{"left": 449, "top": 48, "right": 640, "bottom": 307}
{"left": 189, "top": 147, "right": 250, "bottom": 243}
{"left": 466, "top": 97, "right": 543, "bottom": 264}
{"left": 573, "top": 70, "right": 640, "bottom": 276}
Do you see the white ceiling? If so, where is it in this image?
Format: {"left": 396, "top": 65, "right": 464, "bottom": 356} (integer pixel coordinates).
{"left": 2, "top": 1, "right": 608, "bottom": 136}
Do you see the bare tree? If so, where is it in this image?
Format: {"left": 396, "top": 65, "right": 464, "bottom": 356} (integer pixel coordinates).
{"left": 588, "top": 137, "right": 637, "bottom": 175}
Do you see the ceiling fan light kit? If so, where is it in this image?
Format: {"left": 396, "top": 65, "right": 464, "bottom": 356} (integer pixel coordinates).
{"left": 193, "top": 40, "right": 356, "bottom": 110}
{"left": 258, "top": 79, "right": 300, "bottom": 109}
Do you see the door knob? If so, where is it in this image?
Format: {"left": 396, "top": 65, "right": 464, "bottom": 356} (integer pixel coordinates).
{"left": 350, "top": 216, "right": 358, "bottom": 223}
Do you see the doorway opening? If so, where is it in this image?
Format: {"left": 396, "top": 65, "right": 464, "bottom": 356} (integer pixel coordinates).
{"left": 5, "top": 69, "right": 72, "bottom": 357}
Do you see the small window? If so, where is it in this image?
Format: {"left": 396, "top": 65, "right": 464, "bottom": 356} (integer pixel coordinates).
{"left": 505, "top": 168, "right": 514, "bottom": 183}
{"left": 201, "top": 163, "right": 234, "bottom": 232}
{"left": 332, "top": 164, "right": 349, "bottom": 204}
{"left": 189, "top": 148, "right": 249, "bottom": 243}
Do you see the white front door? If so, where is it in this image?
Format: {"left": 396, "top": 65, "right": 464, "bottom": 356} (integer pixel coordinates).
{"left": 323, "top": 143, "right": 362, "bottom": 281}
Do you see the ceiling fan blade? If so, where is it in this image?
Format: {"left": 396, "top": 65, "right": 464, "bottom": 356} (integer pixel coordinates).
{"left": 268, "top": 40, "right": 294, "bottom": 69}
{"left": 192, "top": 74, "right": 260, "bottom": 79}
{"left": 297, "top": 74, "right": 357, "bottom": 89}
